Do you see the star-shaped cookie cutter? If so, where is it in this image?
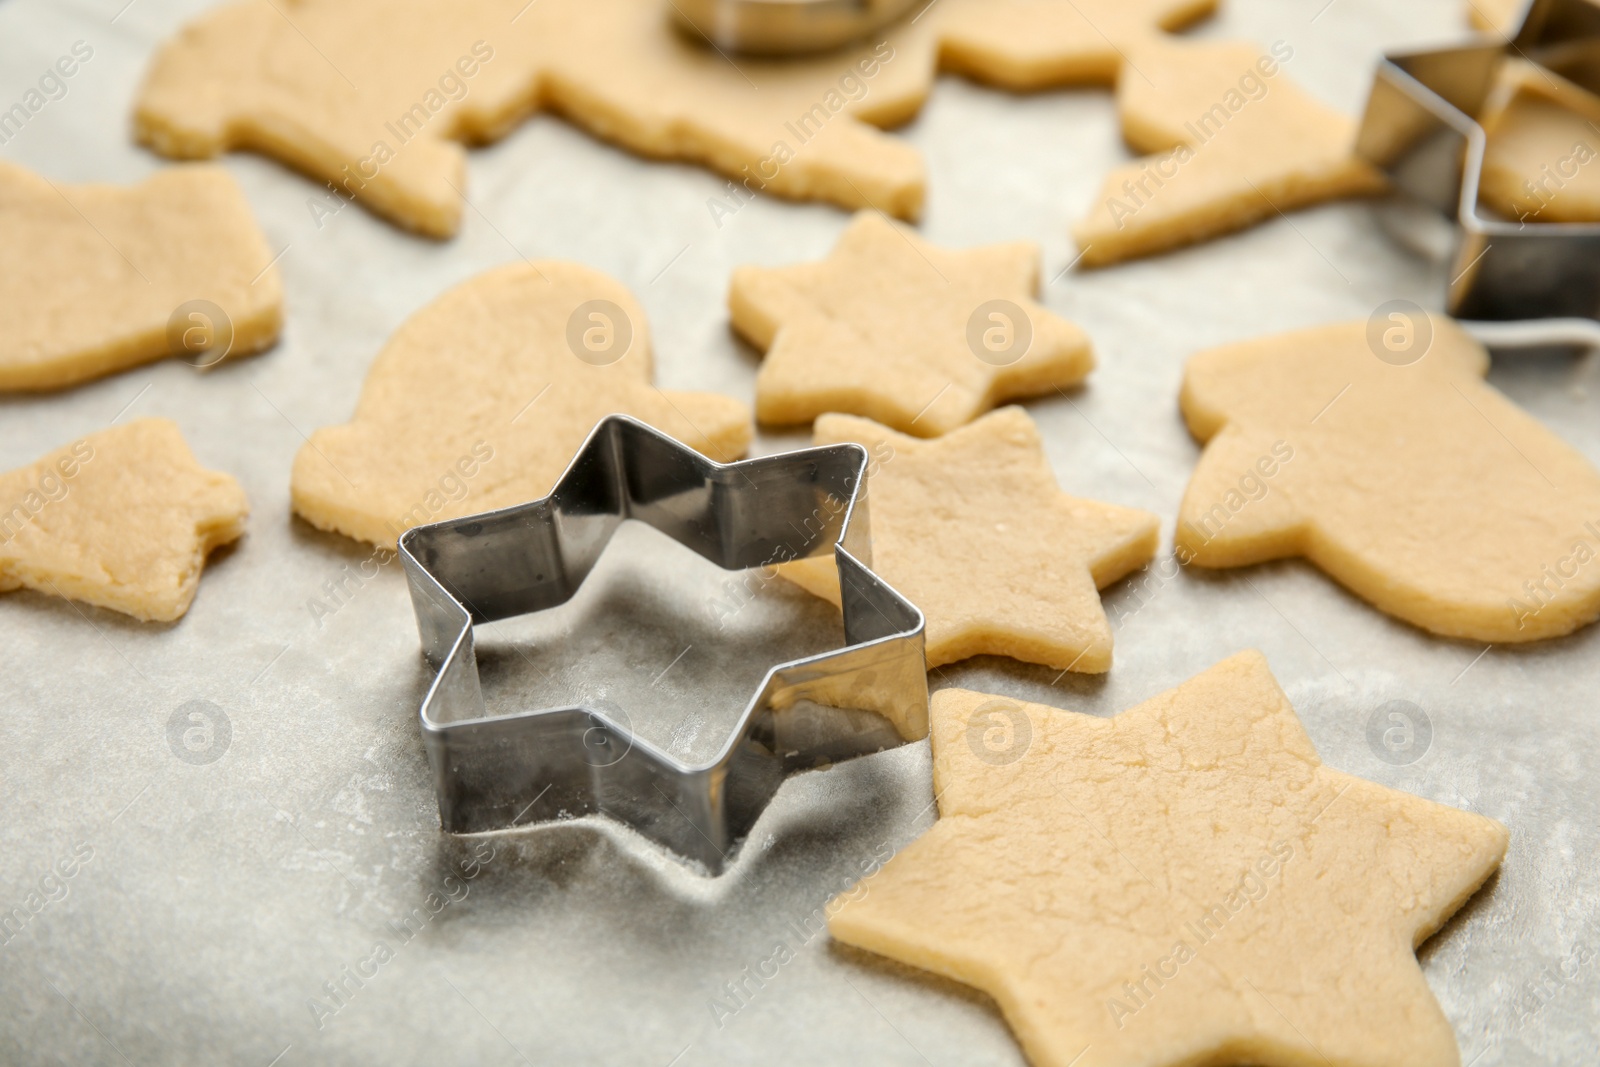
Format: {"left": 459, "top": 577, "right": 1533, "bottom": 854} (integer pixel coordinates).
{"left": 397, "top": 415, "right": 927, "bottom": 874}
{"left": 1356, "top": 0, "right": 1600, "bottom": 330}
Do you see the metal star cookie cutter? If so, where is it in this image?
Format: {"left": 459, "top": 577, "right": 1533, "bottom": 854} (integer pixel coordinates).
{"left": 669, "top": 0, "right": 916, "bottom": 55}
{"left": 398, "top": 415, "right": 927, "bottom": 875}
{"left": 1355, "top": 0, "right": 1600, "bottom": 341}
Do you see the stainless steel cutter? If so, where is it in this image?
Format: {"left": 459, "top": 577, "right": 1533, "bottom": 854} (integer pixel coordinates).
{"left": 669, "top": 0, "right": 917, "bottom": 54}
{"left": 1355, "top": 0, "right": 1600, "bottom": 332}
{"left": 398, "top": 415, "right": 928, "bottom": 875}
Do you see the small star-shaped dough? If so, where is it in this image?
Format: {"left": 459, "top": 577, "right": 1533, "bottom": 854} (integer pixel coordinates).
{"left": 1072, "top": 38, "right": 1384, "bottom": 266}
{"left": 1479, "top": 59, "right": 1600, "bottom": 224}
{"left": 1175, "top": 314, "right": 1600, "bottom": 641}
{"left": 778, "top": 408, "right": 1157, "bottom": 670}
{"left": 0, "top": 419, "right": 248, "bottom": 622}
{"left": 0, "top": 162, "right": 282, "bottom": 391}
{"left": 830, "top": 651, "right": 1508, "bottom": 1067}
{"left": 134, "top": 0, "right": 1213, "bottom": 234}
{"left": 731, "top": 214, "right": 1094, "bottom": 436}
{"left": 290, "top": 261, "right": 751, "bottom": 548}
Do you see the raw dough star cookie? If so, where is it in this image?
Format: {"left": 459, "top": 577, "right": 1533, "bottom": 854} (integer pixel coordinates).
{"left": 731, "top": 213, "right": 1094, "bottom": 436}
{"left": 290, "top": 262, "right": 751, "bottom": 547}
{"left": 778, "top": 408, "right": 1158, "bottom": 671}
{"left": 1479, "top": 59, "right": 1600, "bottom": 223}
{"left": 1176, "top": 315, "right": 1600, "bottom": 641}
{"left": 0, "top": 162, "right": 282, "bottom": 391}
{"left": 134, "top": 0, "right": 1214, "bottom": 234}
{"left": 830, "top": 651, "right": 1508, "bottom": 1067}
{"left": 1072, "top": 38, "right": 1384, "bottom": 266}
{"left": 0, "top": 419, "right": 248, "bottom": 622}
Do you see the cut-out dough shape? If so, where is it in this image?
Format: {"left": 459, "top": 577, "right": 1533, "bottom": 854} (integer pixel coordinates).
{"left": 1479, "top": 58, "right": 1600, "bottom": 223}
{"left": 0, "top": 162, "right": 282, "bottom": 391}
{"left": 290, "top": 261, "right": 751, "bottom": 548}
{"left": 779, "top": 408, "right": 1157, "bottom": 671}
{"left": 1176, "top": 315, "right": 1600, "bottom": 641}
{"left": 1072, "top": 37, "right": 1384, "bottom": 266}
{"left": 0, "top": 419, "right": 248, "bottom": 622}
{"left": 830, "top": 650, "right": 1508, "bottom": 1067}
{"left": 1468, "top": 0, "right": 1525, "bottom": 33}
{"left": 134, "top": 0, "right": 1214, "bottom": 235}
{"left": 730, "top": 213, "right": 1094, "bottom": 436}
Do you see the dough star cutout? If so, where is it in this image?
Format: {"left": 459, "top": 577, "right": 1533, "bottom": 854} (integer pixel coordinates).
{"left": 1175, "top": 314, "right": 1600, "bottom": 642}
{"left": 289, "top": 262, "right": 751, "bottom": 548}
{"left": 1072, "top": 38, "right": 1384, "bottom": 266}
{"left": 0, "top": 419, "right": 249, "bottom": 622}
{"left": 0, "top": 162, "right": 283, "bottom": 391}
{"left": 731, "top": 213, "right": 1094, "bottom": 436}
{"left": 829, "top": 651, "right": 1508, "bottom": 1067}
{"left": 134, "top": 0, "right": 1213, "bottom": 235}
{"left": 777, "top": 408, "right": 1158, "bottom": 671}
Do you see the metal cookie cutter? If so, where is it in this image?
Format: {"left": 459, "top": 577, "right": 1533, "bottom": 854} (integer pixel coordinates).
{"left": 398, "top": 415, "right": 927, "bottom": 874}
{"left": 670, "top": 0, "right": 917, "bottom": 55}
{"left": 1355, "top": 0, "right": 1600, "bottom": 342}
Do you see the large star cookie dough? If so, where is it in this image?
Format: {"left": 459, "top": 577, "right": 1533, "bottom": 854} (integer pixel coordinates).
{"left": 1072, "top": 37, "right": 1384, "bottom": 266}
{"left": 731, "top": 213, "right": 1094, "bottom": 436}
{"left": 0, "top": 419, "right": 248, "bottom": 622}
{"left": 830, "top": 651, "right": 1508, "bottom": 1067}
{"left": 0, "top": 162, "right": 282, "bottom": 391}
{"left": 1175, "top": 314, "right": 1600, "bottom": 642}
{"left": 778, "top": 408, "right": 1158, "bottom": 671}
{"left": 1479, "top": 59, "right": 1600, "bottom": 224}
{"left": 133, "top": 0, "right": 1214, "bottom": 235}
{"left": 290, "top": 262, "right": 751, "bottom": 548}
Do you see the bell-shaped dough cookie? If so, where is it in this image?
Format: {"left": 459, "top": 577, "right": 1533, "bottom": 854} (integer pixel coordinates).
{"left": 133, "top": 0, "right": 1213, "bottom": 234}
{"left": 830, "top": 651, "right": 1508, "bottom": 1067}
{"left": 1072, "top": 37, "right": 1384, "bottom": 266}
{"left": 731, "top": 213, "right": 1094, "bottom": 436}
{"left": 289, "top": 261, "right": 751, "bottom": 548}
{"left": 0, "top": 162, "right": 282, "bottom": 391}
{"left": 1176, "top": 314, "right": 1600, "bottom": 642}
{"left": 778, "top": 408, "right": 1157, "bottom": 671}
{"left": 0, "top": 419, "right": 248, "bottom": 622}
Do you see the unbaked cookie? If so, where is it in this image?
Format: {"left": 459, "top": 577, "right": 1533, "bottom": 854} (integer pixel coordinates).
{"left": 830, "top": 650, "right": 1508, "bottom": 1067}
{"left": 1072, "top": 37, "right": 1384, "bottom": 266}
{"left": 289, "top": 261, "right": 751, "bottom": 547}
{"left": 778, "top": 408, "right": 1158, "bottom": 671}
{"left": 731, "top": 213, "right": 1093, "bottom": 436}
{"left": 134, "top": 0, "right": 1215, "bottom": 234}
{"left": 1176, "top": 314, "right": 1600, "bottom": 641}
{"left": 0, "top": 419, "right": 248, "bottom": 622}
{"left": 0, "top": 162, "right": 282, "bottom": 391}
{"left": 1479, "top": 59, "right": 1600, "bottom": 223}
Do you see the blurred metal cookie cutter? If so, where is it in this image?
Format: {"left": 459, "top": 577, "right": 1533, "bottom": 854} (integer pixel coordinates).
{"left": 398, "top": 415, "right": 927, "bottom": 874}
{"left": 1356, "top": 0, "right": 1600, "bottom": 342}
{"left": 669, "top": 0, "right": 916, "bottom": 54}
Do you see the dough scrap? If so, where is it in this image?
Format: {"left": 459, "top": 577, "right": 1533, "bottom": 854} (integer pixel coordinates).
{"left": 1072, "top": 37, "right": 1384, "bottom": 266}
{"left": 779, "top": 408, "right": 1157, "bottom": 671}
{"left": 289, "top": 261, "right": 751, "bottom": 548}
{"left": 1175, "top": 315, "right": 1600, "bottom": 642}
{"left": 829, "top": 651, "right": 1508, "bottom": 1067}
{"left": 1479, "top": 58, "right": 1600, "bottom": 223}
{"left": 0, "top": 161, "right": 282, "bottom": 391}
{"left": 731, "top": 213, "right": 1094, "bottom": 436}
{"left": 0, "top": 419, "right": 248, "bottom": 622}
{"left": 134, "top": 0, "right": 1214, "bottom": 235}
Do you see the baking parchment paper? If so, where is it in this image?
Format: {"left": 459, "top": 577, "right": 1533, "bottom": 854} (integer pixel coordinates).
{"left": 1, "top": 0, "right": 1597, "bottom": 1063}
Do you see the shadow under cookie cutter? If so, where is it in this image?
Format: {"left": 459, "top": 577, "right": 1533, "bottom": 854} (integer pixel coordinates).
{"left": 1356, "top": 0, "right": 1600, "bottom": 345}
{"left": 398, "top": 415, "right": 928, "bottom": 875}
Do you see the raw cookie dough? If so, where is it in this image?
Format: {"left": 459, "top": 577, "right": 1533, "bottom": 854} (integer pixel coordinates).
{"left": 0, "top": 419, "right": 248, "bottom": 622}
{"left": 1072, "top": 37, "right": 1384, "bottom": 266}
{"left": 289, "top": 262, "right": 751, "bottom": 548}
{"left": 1468, "top": 0, "right": 1525, "bottom": 33}
{"left": 134, "top": 0, "right": 1214, "bottom": 235}
{"left": 1479, "top": 58, "right": 1600, "bottom": 223}
{"left": 731, "top": 213, "right": 1094, "bottom": 436}
{"left": 830, "top": 651, "right": 1508, "bottom": 1067}
{"left": 1176, "top": 314, "right": 1600, "bottom": 641}
{"left": 779, "top": 408, "right": 1157, "bottom": 671}
{"left": 0, "top": 162, "right": 282, "bottom": 391}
